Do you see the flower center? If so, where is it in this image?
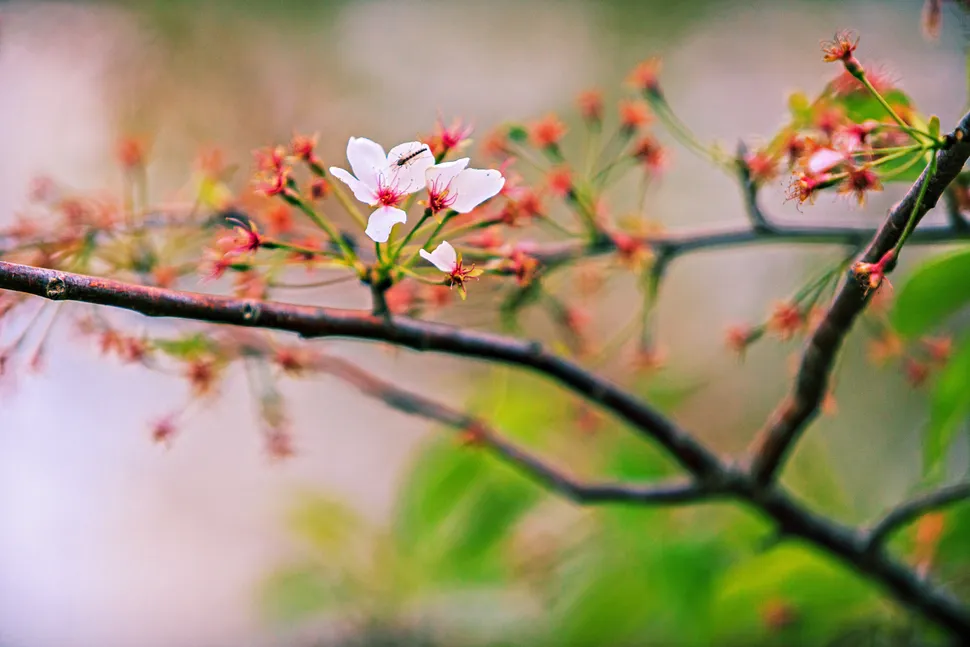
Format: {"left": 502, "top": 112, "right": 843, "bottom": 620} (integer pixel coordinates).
{"left": 375, "top": 174, "right": 405, "bottom": 207}
{"left": 429, "top": 177, "right": 458, "bottom": 213}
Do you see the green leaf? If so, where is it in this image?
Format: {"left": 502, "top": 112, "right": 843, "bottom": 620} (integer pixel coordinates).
{"left": 923, "top": 336, "right": 970, "bottom": 479}
{"left": 781, "top": 439, "right": 850, "bottom": 514}
{"left": 392, "top": 437, "right": 540, "bottom": 584}
{"left": 891, "top": 247, "right": 970, "bottom": 338}
{"left": 928, "top": 115, "right": 941, "bottom": 140}
{"left": 874, "top": 148, "right": 930, "bottom": 184}
{"left": 507, "top": 124, "right": 528, "bottom": 143}
{"left": 935, "top": 499, "right": 970, "bottom": 571}
{"left": 830, "top": 88, "right": 913, "bottom": 125}
{"left": 549, "top": 522, "right": 725, "bottom": 646}
{"left": 287, "top": 492, "right": 370, "bottom": 554}
{"left": 499, "top": 280, "right": 544, "bottom": 331}
{"left": 393, "top": 439, "right": 489, "bottom": 551}
{"left": 260, "top": 565, "right": 339, "bottom": 625}
{"left": 197, "top": 175, "right": 233, "bottom": 211}
{"left": 152, "top": 333, "right": 217, "bottom": 359}
{"left": 787, "top": 91, "right": 811, "bottom": 125}
{"left": 711, "top": 545, "right": 883, "bottom": 644}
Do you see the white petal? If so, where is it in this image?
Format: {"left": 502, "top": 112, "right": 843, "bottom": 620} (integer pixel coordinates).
{"left": 329, "top": 167, "right": 378, "bottom": 205}
{"left": 807, "top": 148, "right": 844, "bottom": 175}
{"left": 419, "top": 241, "right": 457, "bottom": 273}
{"left": 448, "top": 168, "right": 506, "bottom": 213}
{"left": 364, "top": 206, "right": 407, "bottom": 243}
{"left": 426, "top": 158, "right": 470, "bottom": 189}
{"left": 346, "top": 137, "right": 387, "bottom": 189}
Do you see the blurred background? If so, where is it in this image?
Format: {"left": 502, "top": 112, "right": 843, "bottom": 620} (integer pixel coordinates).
{"left": 0, "top": 1, "right": 968, "bottom": 646}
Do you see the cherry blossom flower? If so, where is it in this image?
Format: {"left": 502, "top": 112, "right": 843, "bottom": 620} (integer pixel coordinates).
{"left": 806, "top": 148, "right": 844, "bottom": 175}
{"left": 530, "top": 114, "right": 567, "bottom": 149}
{"left": 820, "top": 30, "right": 862, "bottom": 75}
{"left": 328, "top": 137, "right": 434, "bottom": 243}
{"left": 627, "top": 57, "right": 662, "bottom": 95}
{"left": 425, "top": 159, "right": 505, "bottom": 216}
{"left": 576, "top": 89, "right": 604, "bottom": 124}
{"left": 821, "top": 30, "right": 859, "bottom": 64}
{"left": 852, "top": 249, "right": 894, "bottom": 295}
{"left": 419, "top": 241, "right": 483, "bottom": 300}
{"left": 428, "top": 117, "right": 473, "bottom": 158}
{"left": 290, "top": 132, "right": 320, "bottom": 165}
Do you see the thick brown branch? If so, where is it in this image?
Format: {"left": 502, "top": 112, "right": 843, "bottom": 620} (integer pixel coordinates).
{"left": 0, "top": 260, "right": 723, "bottom": 478}
{"left": 315, "top": 355, "right": 710, "bottom": 505}
{"left": 865, "top": 482, "right": 970, "bottom": 550}
{"left": 748, "top": 112, "right": 970, "bottom": 485}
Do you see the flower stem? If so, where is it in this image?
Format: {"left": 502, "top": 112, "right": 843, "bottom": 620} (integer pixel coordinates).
{"left": 398, "top": 267, "right": 446, "bottom": 285}
{"left": 392, "top": 208, "right": 432, "bottom": 261}
{"left": 537, "top": 216, "right": 580, "bottom": 238}
{"left": 261, "top": 239, "right": 332, "bottom": 258}
{"left": 855, "top": 72, "right": 937, "bottom": 145}
{"left": 284, "top": 193, "right": 358, "bottom": 264}
{"left": 438, "top": 217, "right": 503, "bottom": 243}
{"left": 326, "top": 180, "right": 369, "bottom": 230}
{"left": 405, "top": 211, "right": 456, "bottom": 267}
{"left": 269, "top": 274, "right": 356, "bottom": 289}
{"left": 894, "top": 154, "right": 939, "bottom": 255}
{"left": 647, "top": 94, "right": 731, "bottom": 170}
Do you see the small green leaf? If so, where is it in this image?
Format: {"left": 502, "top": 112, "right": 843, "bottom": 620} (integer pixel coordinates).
{"left": 929, "top": 115, "right": 941, "bottom": 139}
{"left": 831, "top": 88, "right": 914, "bottom": 125}
{"left": 712, "top": 545, "right": 883, "bottom": 644}
{"left": 875, "top": 148, "right": 931, "bottom": 183}
{"left": 153, "top": 333, "right": 217, "bottom": 359}
{"left": 507, "top": 124, "right": 528, "bottom": 143}
{"left": 260, "top": 565, "right": 338, "bottom": 625}
{"left": 197, "top": 176, "right": 233, "bottom": 211}
{"left": 287, "top": 493, "right": 369, "bottom": 554}
{"left": 499, "top": 280, "right": 543, "bottom": 331}
{"left": 891, "top": 247, "right": 970, "bottom": 338}
{"left": 923, "top": 336, "right": 970, "bottom": 479}
{"left": 787, "top": 91, "right": 811, "bottom": 124}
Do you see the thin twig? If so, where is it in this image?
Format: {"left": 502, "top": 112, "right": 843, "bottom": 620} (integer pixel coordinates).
{"left": 865, "top": 482, "right": 970, "bottom": 550}
{"left": 314, "top": 354, "right": 712, "bottom": 505}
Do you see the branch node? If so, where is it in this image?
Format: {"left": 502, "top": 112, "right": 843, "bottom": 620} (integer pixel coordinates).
{"left": 241, "top": 301, "right": 261, "bottom": 323}
{"left": 44, "top": 275, "right": 67, "bottom": 301}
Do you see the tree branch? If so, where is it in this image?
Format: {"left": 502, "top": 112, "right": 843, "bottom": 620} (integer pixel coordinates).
{"left": 742, "top": 483, "right": 970, "bottom": 635}
{"left": 747, "top": 112, "right": 970, "bottom": 485}
{"left": 311, "top": 354, "right": 970, "bottom": 636}
{"left": 3, "top": 118, "right": 970, "bottom": 637}
{"left": 529, "top": 216, "right": 970, "bottom": 269}
{"left": 299, "top": 351, "right": 970, "bottom": 635}
{"left": 865, "top": 482, "right": 970, "bottom": 550}
{"left": 314, "top": 354, "right": 712, "bottom": 505}
{"left": 2, "top": 260, "right": 970, "bottom": 634}
{"left": 0, "top": 259, "right": 723, "bottom": 478}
